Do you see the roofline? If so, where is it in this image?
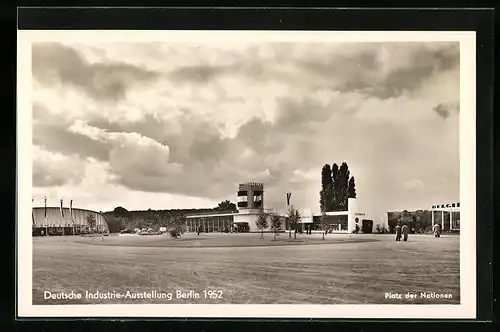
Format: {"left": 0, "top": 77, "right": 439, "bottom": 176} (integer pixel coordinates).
{"left": 186, "top": 212, "right": 238, "bottom": 218}
{"left": 430, "top": 207, "right": 461, "bottom": 211}
{"left": 312, "top": 211, "right": 348, "bottom": 216}
{"left": 32, "top": 207, "right": 108, "bottom": 219}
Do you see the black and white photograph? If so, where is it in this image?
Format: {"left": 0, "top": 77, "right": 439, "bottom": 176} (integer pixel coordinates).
{"left": 17, "top": 30, "right": 476, "bottom": 318}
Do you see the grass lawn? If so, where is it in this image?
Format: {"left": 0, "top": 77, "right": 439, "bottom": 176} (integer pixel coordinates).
{"left": 32, "top": 232, "right": 460, "bottom": 305}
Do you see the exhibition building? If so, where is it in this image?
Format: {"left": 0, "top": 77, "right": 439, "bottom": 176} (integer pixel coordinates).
{"left": 32, "top": 203, "right": 109, "bottom": 236}
{"left": 185, "top": 182, "right": 373, "bottom": 233}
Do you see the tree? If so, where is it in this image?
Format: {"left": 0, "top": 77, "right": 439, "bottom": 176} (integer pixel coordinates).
{"left": 217, "top": 200, "right": 237, "bottom": 212}
{"left": 348, "top": 176, "right": 356, "bottom": 199}
{"left": 375, "top": 224, "right": 388, "bottom": 234}
{"left": 113, "top": 206, "right": 131, "bottom": 218}
{"left": 85, "top": 213, "right": 97, "bottom": 233}
{"left": 106, "top": 217, "right": 124, "bottom": 233}
{"left": 387, "top": 211, "right": 402, "bottom": 233}
{"left": 169, "top": 228, "right": 181, "bottom": 238}
{"left": 319, "top": 162, "right": 357, "bottom": 212}
{"left": 148, "top": 211, "right": 161, "bottom": 227}
{"left": 166, "top": 215, "right": 186, "bottom": 234}
{"left": 287, "top": 205, "right": 301, "bottom": 239}
{"left": 318, "top": 212, "right": 330, "bottom": 240}
{"left": 319, "top": 164, "right": 334, "bottom": 212}
{"left": 256, "top": 211, "right": 269, "bottom": 239}
{"left": 270, "top": 214, "right": 282, "bottom": 240}
{"left": 336, "top": 162, "right": 350, "bottom": 211}
{"left": 387, "top": 209, "right": 432, "bottom": 234}
{"left": 330, "top": 163, "right": 339, "bottom": 211}
{"left": 134, "top": 218, "right": 145, "bottom": 231}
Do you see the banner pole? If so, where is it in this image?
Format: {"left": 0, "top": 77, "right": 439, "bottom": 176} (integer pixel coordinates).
{"left": 44, "top": 196, "right": 48, "bottom": 236}
{"left": 60, "top": 199, "right": 64, "bottom": 236}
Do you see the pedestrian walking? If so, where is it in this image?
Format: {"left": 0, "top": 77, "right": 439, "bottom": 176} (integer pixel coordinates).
{"left": 395, "top": 224, "right": 402, "bottom": 241}
{"left": 402, "top": 224, "right": 409, "bottom": 241}
{"left": 433, "top": 223, "right": 441, "bottom": 238}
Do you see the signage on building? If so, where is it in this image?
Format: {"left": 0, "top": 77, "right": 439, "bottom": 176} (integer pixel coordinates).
{"left": 432, "top": 203, "right": 460, "bottom": 209}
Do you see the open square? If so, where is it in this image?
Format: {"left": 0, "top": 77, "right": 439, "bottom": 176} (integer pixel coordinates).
{"left": 18, "top": 28, "right": 478, "bottom": 319}
{"left": 33, "top": 233, "right": 459, "bottom": 305}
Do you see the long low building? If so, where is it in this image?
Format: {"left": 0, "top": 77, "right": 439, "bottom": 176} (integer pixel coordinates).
{"left": 185, "top": 201, "right": 371, "bottom": 234}
{"left": 185, "top": 209, "right": 288, "bottom": 233}
{"left": 186, "top": 182, "right": 377, "bottom": 233}
{"left": 32, "top": 207, "right": 109, "bottom": 236}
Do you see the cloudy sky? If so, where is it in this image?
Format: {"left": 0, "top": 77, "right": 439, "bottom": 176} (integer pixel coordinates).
{"left": 31, "top": 40, "right": 460, "bottom": 220}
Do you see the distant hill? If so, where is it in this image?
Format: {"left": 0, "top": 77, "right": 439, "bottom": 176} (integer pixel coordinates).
{"left": 103, "top": 205, "right": 238, "bottom": 233}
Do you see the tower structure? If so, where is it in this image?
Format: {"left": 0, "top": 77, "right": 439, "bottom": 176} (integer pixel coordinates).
{"left": 237, "top": 182, "right": 264, "bottom": 213}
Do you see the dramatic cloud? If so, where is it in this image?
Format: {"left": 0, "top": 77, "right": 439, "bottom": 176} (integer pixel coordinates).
{"left": 68, "top": 121, "right": 185, "bottom": 189}
{"left": 32, "top": 42, "right": 160, "bottom": 101}
{"left": 32, "top": 103, "right": 113, "bottom": 161}
{"left": 31, "top": 40, "right": 460, "bottom": 216}
{"left": 32, "top": 146, "right": 86, "bottom": 187}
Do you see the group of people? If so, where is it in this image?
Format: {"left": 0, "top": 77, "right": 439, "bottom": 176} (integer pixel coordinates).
{"left": 395, "top": 222, "right": 443, "bottom": 241}
{"left": 300, "top": 226, "right": 313, "bottom": 235}
{"left": 394, "top": 223, "right": 409, "bottom": 241}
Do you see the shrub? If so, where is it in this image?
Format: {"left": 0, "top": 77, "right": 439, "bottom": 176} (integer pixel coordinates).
{"left": 169, "top": 228, "right": 181, "bottom": 238}
{"left": 375, "top": 224, "right": 389, "bottom": 234}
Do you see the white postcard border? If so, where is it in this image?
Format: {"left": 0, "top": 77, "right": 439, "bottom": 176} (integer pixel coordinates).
{"left": 17, "top": 30, "right": 476, "bottom": 318}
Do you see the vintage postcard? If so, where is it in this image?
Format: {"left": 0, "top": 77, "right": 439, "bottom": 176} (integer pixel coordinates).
{"left": 17, "top": 30, "right": 476, "bottom": 318}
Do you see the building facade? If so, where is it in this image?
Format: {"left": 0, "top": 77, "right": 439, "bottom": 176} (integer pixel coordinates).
{"left": 185, "top": 213, "right": 235, "bottom": 233}
{"left": 431, "top": 202, "right": 460, "bottom": 231}
{"left": 186, "top": 182, "right": 272, "bottom": 233}
{"left": 32, "top": 207, "right": 109, "bottom": 236}
{"left": 186, "top": 183, "right": 377, "bottom": 234}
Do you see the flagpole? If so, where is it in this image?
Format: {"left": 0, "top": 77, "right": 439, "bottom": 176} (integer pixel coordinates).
{"left": 32, "top": 197, "right": 35, "bottom": 227}
{"left": 60, "top": 199, "right": 64, "bottom": 236}
{"left": 44, "top": 196, "right": 48, "bottom": 236}
{"left": 71, "top": 199, "right": 75, "bottom": 235}
{"left": 286, "top": 192, "right": 292, "bottom": 237}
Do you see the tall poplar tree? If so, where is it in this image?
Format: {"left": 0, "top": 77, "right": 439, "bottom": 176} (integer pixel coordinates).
{"left": 336, "top": 162, "right": 350, "bottom": 211}
{"left": 330, "top": 163, "right": 339, "bottom": 211}
{"left": 319, "top": 162, "right": 357, "bottom": 212}
{"left": 320, "top": 164, "right": 334, "bottom": 212}
{"left": 348, "top": 176, "right": 356, "bottom": 199}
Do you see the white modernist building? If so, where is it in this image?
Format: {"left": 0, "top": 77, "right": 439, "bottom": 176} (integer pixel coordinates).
{"left": 185, "top": 182, "right": 382, "bottom": 234}
{"left": 307, "top": 197, "right": 373, "bottom": 233}
{"left": 431, "top": 202, "right": 460, "bottom": 231}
